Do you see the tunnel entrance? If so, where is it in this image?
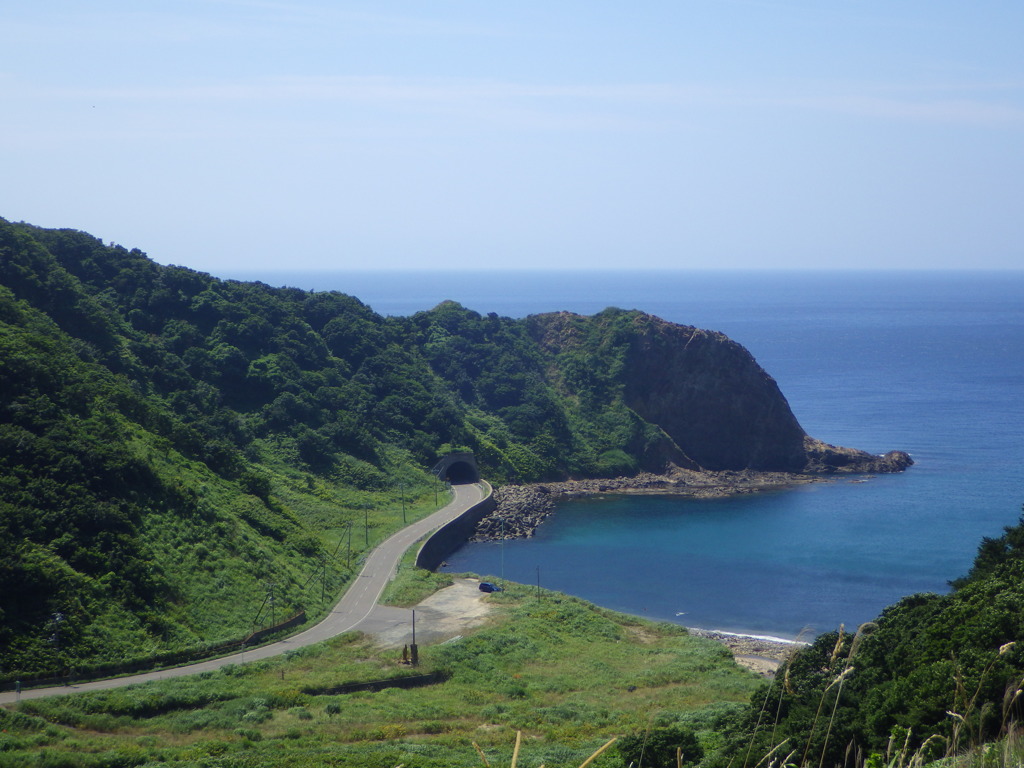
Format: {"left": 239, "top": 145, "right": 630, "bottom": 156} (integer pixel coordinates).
{"left": 444, "top": 461, "right": 478, "bottom": 484}
{"left": 431, "top": 452, "right": 480, "bottom": 485}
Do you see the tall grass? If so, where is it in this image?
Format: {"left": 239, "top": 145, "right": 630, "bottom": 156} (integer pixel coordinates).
{"left": 741, "top": 625, "right": 1024, "bottom": 768}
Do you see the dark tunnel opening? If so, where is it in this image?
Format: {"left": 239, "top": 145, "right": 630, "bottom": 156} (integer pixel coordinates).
{"left": 443, "top": 461, "right": 479, "bottom": 484}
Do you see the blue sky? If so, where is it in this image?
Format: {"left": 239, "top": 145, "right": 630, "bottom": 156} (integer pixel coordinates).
{"left": 3, "top": 1, "right": 1023, "bottom": 272}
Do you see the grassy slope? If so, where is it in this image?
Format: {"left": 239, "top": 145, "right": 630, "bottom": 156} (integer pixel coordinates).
{"left": 0, "top": 580, "right": 760, "bottom": 768}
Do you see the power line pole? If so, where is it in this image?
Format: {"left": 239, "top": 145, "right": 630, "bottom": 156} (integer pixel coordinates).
{"left": 410, "top": 609, "right": 418, "bottom": 667}
{"left": 268, "top": 581, "right": 276, "bottom": 627}
{"left": 347, "top": 522, "right": 352, "bottom": 568}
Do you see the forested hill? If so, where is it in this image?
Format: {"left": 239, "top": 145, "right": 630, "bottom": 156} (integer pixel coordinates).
{"left": 0, "top": 218, "right": 906, "bottom": 674}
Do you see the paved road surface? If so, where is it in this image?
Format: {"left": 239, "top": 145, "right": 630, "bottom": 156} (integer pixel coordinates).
{"left": 0, "top": 482, "right": 486, "bottom": 705}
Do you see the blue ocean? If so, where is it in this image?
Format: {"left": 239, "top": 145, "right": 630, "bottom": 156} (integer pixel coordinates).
{"left": 232, "top": 270, "right": 1024, "bottom": 640}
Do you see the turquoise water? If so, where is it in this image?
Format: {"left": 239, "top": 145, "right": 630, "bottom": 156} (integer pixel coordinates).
{"left": 233, "top": 269, "right": 1024, "bottom": 639}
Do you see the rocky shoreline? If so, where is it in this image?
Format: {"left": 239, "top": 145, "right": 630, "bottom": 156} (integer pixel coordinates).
{"left": 471, "top": 465, "right": 851, "bottom": 542}
{"left": 688, "top": 628, "right": 807, "bottom": 676}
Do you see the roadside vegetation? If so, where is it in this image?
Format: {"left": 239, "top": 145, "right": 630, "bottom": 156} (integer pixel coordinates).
{"left": 0, "top": 580, "right": 761, "bottom": 767}
{"left": 380, "top": 547, "right": 454, "bottom": 609}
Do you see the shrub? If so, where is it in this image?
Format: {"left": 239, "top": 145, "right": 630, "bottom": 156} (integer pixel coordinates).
{"left": 617, "top": 724, "right": 704, "bottom": 768}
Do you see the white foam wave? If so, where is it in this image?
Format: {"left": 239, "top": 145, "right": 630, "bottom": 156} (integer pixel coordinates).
{"left": 692, "top": 628, "right": 809, "bottom": 645}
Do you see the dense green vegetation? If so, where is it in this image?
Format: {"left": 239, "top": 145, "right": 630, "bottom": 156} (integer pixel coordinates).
{"left": 714, "top": 508, "right": 1024, "bottom": 767}
{"left": 0, "top": 581, "right": 760, "bottom": 767}
{"left": 0, "top": 217, "right": 732, "bottom": 675}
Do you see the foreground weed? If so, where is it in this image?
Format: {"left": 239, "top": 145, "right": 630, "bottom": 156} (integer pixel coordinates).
{"left": 471, "top": 730, "right": 618, "bottom": 768}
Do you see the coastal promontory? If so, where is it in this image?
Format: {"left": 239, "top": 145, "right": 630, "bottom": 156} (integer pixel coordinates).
{"left": 524, "top": 308, "right": 912, "bottom": 475}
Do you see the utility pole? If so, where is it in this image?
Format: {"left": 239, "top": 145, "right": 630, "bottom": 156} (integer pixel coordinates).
{"left": 410, "top": 609, "right": 418, "bottom": 667}
{"left": 364, "top": 507, "right": 369, "bottom": 547}
{"left": 400, "top": 482, "right": 406, "bottom": 524}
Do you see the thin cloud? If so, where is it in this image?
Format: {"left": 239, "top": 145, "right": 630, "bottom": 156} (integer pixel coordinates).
{"left": 8, "top": 70, "right": 1023, "bottom": 137}
{"left": 760, "top": 81, "right": 1024, "bottom": 126}
{"left": 803, "top": 94, "right": 1024, "bottom": 126}
{"left": 100, "top": 76, "right": 1024, "bottom": 125}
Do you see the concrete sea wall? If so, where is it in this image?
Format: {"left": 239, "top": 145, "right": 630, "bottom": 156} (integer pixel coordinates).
{"left": 415, "top": 481, "right": 495, "bottom": 571}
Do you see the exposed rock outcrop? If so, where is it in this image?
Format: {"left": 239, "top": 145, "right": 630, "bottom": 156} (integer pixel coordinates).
{"left": 527, "top": 309, "right": 912, "bottom": 475}
{"left": 619, "top": 316, "right": 809, "bottom": 471}
{"left": 478, "top": 308, "right": 915, "bottom": 543}
{"left": 803, "top": 438, "right": 914, "bottom": 474}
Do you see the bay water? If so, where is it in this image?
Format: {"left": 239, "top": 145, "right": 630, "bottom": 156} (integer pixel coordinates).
{"left": 233, "top": 270, "right": 1024, "bottom": 640}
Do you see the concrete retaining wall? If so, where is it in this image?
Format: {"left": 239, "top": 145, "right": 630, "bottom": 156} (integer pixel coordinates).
{"left": 415, "top": 481, "right": 495, "bottom": 571}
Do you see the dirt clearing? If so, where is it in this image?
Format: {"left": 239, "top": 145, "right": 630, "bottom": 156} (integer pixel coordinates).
{"left": 369, "top": 578, "right": 495, "bottom": 647}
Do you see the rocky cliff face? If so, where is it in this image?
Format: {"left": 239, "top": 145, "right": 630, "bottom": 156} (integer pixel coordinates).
{"left": 528, "top": 309, "right": 911, "bottom": 474}
{"left": 619, "top": 314, "right": 810, "bottom": 471}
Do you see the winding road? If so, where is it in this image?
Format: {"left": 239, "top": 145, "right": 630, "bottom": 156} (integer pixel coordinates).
{"left": 0, "top": 482, "right": 487, "bottom": 705}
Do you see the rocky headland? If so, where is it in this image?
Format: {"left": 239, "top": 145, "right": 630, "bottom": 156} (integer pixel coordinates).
{"left": 468, "top": 309, "right": 914, "bottom": 543}
{"left": 526, "top": 311, "right": 913, "bottom": 474}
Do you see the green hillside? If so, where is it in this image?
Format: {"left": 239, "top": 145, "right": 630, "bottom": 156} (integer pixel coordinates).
{"left": 0, "top": 216, "right": 905, "bottom": 681}
{"left": 0, "top": 219, "right": 465, "bottom": 676}
{"left": 0, "top": 218, "right": 816, "bottom": 675}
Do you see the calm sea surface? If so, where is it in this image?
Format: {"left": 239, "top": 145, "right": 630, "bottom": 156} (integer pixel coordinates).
{"left": 230, "top": 270, "right": 1024, "bottom": 640}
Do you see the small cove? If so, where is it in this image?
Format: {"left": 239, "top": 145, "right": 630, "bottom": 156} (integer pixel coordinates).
{"left": 441, "top": 481, "right": 954, "bottom": 640}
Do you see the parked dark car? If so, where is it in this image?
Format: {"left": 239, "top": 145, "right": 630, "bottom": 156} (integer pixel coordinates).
{"left": 479, "top": 582, "right": 503, "bottom": 593}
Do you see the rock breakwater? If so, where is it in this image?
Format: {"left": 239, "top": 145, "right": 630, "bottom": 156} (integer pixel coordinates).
{"left": 471, "top": 464, "right": 853, "bottom": 542}
{"left": 470, "top": 486, "right": 556, "bottom": 541}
